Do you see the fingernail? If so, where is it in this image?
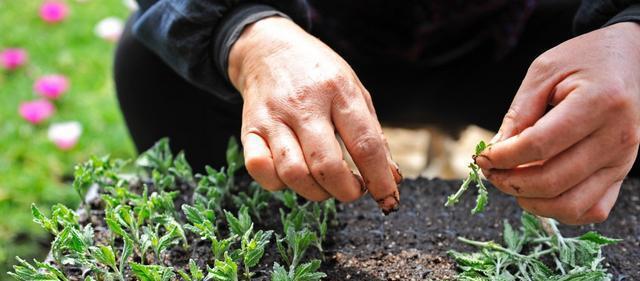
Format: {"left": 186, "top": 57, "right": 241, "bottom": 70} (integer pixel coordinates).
{"left": 475, "top": 154, "right": 493, "bottom": 169}
{"left": 390, "top": 162, "right": 403, "bottom": 184}
{"left": 352, "top": 171, "right": 367, "bottom": 194}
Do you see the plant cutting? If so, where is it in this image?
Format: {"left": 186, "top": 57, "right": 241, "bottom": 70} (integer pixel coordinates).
{"left": 446, "top": 141, "right": 622, "bottom": 281}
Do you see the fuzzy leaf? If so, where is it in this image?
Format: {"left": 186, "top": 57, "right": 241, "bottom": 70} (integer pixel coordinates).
{"left": 578, "top": 232, "right": 622, "bottom": 245}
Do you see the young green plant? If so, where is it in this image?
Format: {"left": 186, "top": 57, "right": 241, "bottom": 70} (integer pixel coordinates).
{"left": 445, "top": 140, "right": 490, "bottom": 214}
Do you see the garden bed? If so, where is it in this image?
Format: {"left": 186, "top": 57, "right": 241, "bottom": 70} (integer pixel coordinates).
{"left": 12, "top": 139, "right": 639, "bottom": 281}
{"left": 323, "top": 178, "right": 640, "bottom": 280}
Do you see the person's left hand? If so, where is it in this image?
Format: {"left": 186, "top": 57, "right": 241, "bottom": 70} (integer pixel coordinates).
{"left": 475, "top": 22, "right": 640, "bottom": 225}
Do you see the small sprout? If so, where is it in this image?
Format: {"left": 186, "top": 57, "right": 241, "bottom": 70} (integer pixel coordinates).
{"left": 177, "top": 259, "right": 206, "bottom": 281}
{"left": 232, "top": 182, "right": 270, "bottom": 221}
{"left": 276, "top": 227, "right": 318, "bottom": 268}
{"left": 445, "top": 140, "right": 490, "bottom": 214}
{"left": 209, "top": 254, "right": 239, "bottom": 281}
{"left": 183, "top": 204, "right": 236, "bottom": 260}
{"left": 237, "top": 226, "right": 273, "bottom": 280}
{"left": 225, "top": 206, "right": 253, "bottom": 237}
{"left": 32, "top": 203, "right": 79, "bottom": 236}
{"left": 142, "top": 224, "right": 182, "bottom": 263}
{"left": 129, "top": 262, "right": 176, "bottom": 281}
{"left": 271, "top": 260, "right": 326, "bottom": 281}
{"left": 226, "top": 136, "right": 244, "bottom": 180}
{"left": 8, "top": 257, "right": 69, "bottom": 281}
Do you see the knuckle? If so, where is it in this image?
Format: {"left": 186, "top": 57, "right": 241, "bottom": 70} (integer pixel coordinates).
{"left": 529, "top": 54, "right": 554, "bottom": 75}
{"left": 309, "top": 155, "right": 341, "bottom": 180}
{"left": 280, "top": 164, "right": 308, "bottom": 184}
{"left": 351, "top": 134, "right": 383, "bottom": 162}
{"left": 618, "top": 126, "right": 640, "bottom": 149}
{"left": 521, "top": 130, "right": 548, "bottom": 161}
{"left": 587, "top": 206, "right": 610, "bottom": 224}
{"left": 599, "top": 82, "right": 629, "bottom": 112}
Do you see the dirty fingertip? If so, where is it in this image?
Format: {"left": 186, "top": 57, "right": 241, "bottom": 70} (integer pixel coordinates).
{"left": 390, "top": 162, "right": 403, "bottom": 185}
{"left": 378, "top": 191, "right": 400, "bottom": 215}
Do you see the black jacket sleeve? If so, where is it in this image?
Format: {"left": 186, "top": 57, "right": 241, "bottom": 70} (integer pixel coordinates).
{"left": 574, "top": 0, "right": 640, "bottom": 34}
{"left": 131, "top": 1, "right": 311, "bottom": 103}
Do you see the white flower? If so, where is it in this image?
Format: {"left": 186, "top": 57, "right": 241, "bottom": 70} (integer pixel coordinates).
{"left": 94, "top": 17, "right": 124, "bottom": 42}
{"left": 48, "top": 121, "right": 82, "bottom": 150}
{"left": 123, "top": 0, "right": 138, "bottom": 11}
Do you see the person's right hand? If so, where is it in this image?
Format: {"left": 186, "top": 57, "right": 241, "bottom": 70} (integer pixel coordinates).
{"left": 228, "top": 17, "right": 401, "bottom": 213}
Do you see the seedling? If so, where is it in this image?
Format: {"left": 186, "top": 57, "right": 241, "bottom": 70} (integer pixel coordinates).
{"left": 141, "top": 223, "right": 183, "bottom": 264}
{"left": 271, "top": 260, "right": 326, "bottom": 281}
{"left": 8, "top": 257, "right": 69, "bottom": 281}
{"left": 450, "top": 212, "right": 620, "bottom": 280}
{"left": 11, "top": 138, "right": 333, "bottom": 281}
{"left": 209, "top": 254, "right": 239, "bottom": 281}
{"left": 183, "top": 204, "right": 236, "bottom": 261}
{"left": 232, "top": 182, "right": 270, "bottom": 221}
{"left": 129, "top": 262, "right": 176, "bottom": 281}
{"left": 446, "top": 141, "right": 623, "bottom": 281}
{"left": 177, "top": 259, "right": 207, "bottom": 281}
{"left": 445, "top": 140, "right": 490, "bottom": 214}
{"left": 237, "top": 226, "right": 273, "bottom": 280}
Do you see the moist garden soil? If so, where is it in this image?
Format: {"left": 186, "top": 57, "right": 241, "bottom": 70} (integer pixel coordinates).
{"left": 72, "top": 177, "right": 639, "bottom": 281}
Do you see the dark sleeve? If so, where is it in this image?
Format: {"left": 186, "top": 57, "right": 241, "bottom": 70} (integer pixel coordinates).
{"left": 574, "top": 0, "right": 640, "bottom": 35}
{"left": 131, "top": 1, "right": 312, "bottom": 103}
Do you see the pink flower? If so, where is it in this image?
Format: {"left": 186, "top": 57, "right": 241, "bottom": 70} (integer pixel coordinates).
{"left": 19, "top": 99, "right": 55, "bottom": 124}
{"left": 34, "top": 74, "right": 70, "bottom": 99}
{"left": 0, "top": 48, "right": 28, "bottom": 70}
{"left": 48, "top": 121, "right": 82, "bottom": 150}
{"left": 39, "top": 1, "right": 69, "bottom": 23}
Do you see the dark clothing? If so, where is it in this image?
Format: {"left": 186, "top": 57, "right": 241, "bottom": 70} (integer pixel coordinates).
{"left": 115, "top": 1, "right": 561, "bottom": 169}
{"left": 130, "top": 0, "right": 640, "bottom": 103}
{"left": 116, "top": 1, "right": 640, "bottom": 175}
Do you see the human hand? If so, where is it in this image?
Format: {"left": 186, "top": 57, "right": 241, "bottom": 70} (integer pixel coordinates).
{"left": 228, "top": 17, "right": 401, "bottom": 213}
{"left": 476, "top": 22, "right": 640, "bottom": 225}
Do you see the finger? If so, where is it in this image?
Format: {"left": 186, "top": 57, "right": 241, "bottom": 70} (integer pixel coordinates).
{"left": 485, "top": 128, "right": 614, "bottom": 198}
{"left": 243, "top": 132, "right": 286, "bottom": 191}
{"left": 575, "top": 181, "right": 622, "bottom": 225}
{"left": 358, "top": 83, "right": 403, "bottom": 185}
{"left": 477, "top": 88, "right": 605, "bottom": 170}
{"left": 491, "top": 55, "right": 569, "bottom": 142}
{"left": 332, "top": 93, "right": 399, "bottom": 214}
{"left": 291, "top": 119, "right": 365, "bottom": 202}
{"left": 268, "top": 126, "right": 331, "bottom": 201}
{"left": 516, "top": 167, "right": 624, "bottom": 225}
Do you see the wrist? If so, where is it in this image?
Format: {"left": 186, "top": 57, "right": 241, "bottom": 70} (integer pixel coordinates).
{"left": 228, "top": 16, "right": 299, "bottom": 94}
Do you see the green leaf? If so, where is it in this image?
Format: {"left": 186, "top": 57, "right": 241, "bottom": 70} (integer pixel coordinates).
{"left": 578, "top": 231, "right": 621, "bottom": 245}
{"left": 130, "top": 262, "right": 175, "bottom": 281}
{"left": 502, "top": 220, "right": 523, "bottom": 252}
{"left": 225, "top": 207, "right": 252, "bottom": 237}
{"left": 475, "top": 140, "right": 488, "bottom": 156}
{"left": 90, "top": 245, "right": 117, "bottom": 270}
{"left": 293, "top": 260, "right": 327, "bottom": 281}
{"left": 209, "top": 254, "right": 238, "bottom": 281}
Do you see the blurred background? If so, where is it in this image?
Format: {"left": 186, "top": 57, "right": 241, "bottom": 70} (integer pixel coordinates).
{"left": 0, "top": 0, "right": 135, "bottom": 276}
{"left": 0, "top": 0, "right": 495, "bottom": 278}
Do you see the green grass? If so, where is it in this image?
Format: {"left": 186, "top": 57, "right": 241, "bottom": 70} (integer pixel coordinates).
{"left": 0, "top": 0, "right": 134, "bottom": 276}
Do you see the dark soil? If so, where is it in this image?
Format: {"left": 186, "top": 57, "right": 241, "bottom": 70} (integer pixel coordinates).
{"left": 322, "top": 178, "right": 640, "bottom": 281}
{"left": 63, "top": 177, "right": 639, "bottom": 281}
